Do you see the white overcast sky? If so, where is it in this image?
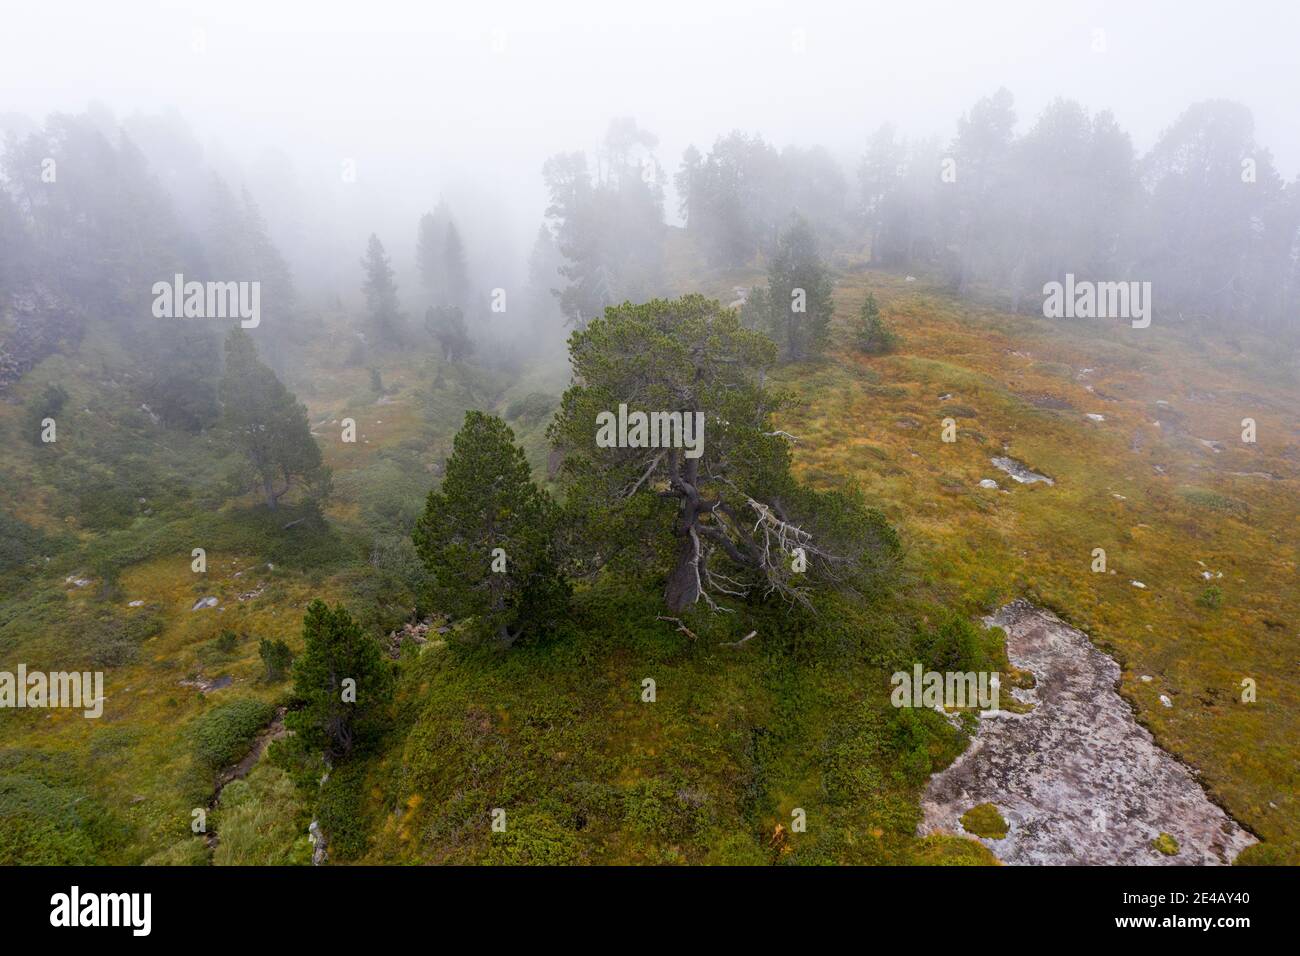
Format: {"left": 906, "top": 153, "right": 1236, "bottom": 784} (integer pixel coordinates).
{"left": 2, "top": 0, "right": 1297, "bottom": 270}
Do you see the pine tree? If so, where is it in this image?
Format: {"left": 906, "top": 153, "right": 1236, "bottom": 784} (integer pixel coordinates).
{"left": 360, "top": 234, "right": 403, "bottom": 345}
{"left": 288, "top": 600, "right": 391, "bottom": 759}
{"left": 219, "top": 328, "right": 329, "bottom": 509}
{"left": 765, "top": 216, "right": 834, "bottom": 361}
{"left": 258, "top": 638, "right": 294, "bottom": 682}
{"left": 425, "top": 305, "right": 474, "bottom": 363}
{"left": 548, "top": 295, "right": 899, "bottom": 614}
{"left": 441, "top": 221, "right": 470, "bottom": 309}
{"left": 851, "top": 293, "right": 897, "bottom": 354}
{"left": 415, "top": 210, "right": 442, "bottom": 293}
{"left": 413, "top": 411, "right": 567, "bottom": 647}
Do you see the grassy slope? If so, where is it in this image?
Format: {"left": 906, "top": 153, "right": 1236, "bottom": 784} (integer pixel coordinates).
{"left": 770, "top": 267, "right": 1298, "bottom": 850}
{"left": 1, "top": 256, "right": 1295, "bottom": 864}
{"left": 0, "top": 311, "right": 565, "bottom": 863}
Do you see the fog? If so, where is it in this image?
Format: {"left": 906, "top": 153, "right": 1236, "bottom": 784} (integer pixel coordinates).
{"left": 4, "top": 0, "right": 1298, "bottom": 306}
{"left": 3, "top": 1, "right": 1299, "bottom": 878}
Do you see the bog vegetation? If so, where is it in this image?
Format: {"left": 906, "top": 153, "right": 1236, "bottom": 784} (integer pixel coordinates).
{"left": 0, "top": 91, "right": 1296, "bottom": 866}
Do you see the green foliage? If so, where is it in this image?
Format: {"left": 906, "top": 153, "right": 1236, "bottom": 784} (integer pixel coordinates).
{"left": 288, "top": 600, "right": 392, "bottom": 759}
{"left": 315, "top": 758, "right": 371, "bottom": 861}
{"left": 361, "top": 233, "right": 405, "bottom": 344}
{"left": 140, "top": 327, "right": 222, "bottom": 432}
{"left": 144, "top": 837, "right": 210, "bottom": 866}
{"left": 623, "top": 778, "right": 706, "bottom": 839}
{"left": 1178, "top": 487, "right": 1249, "bottom": 519}
{"left": 219, "top": 329, "right": 330, "bottom": 510}
{"left": 259, "top": 638, "right": 294, "bottom": 682}
{"left": 548, "top": 294, "right": 898, "bottom": 615}
{"left": 913, "top": 614, "right": 996, "bottom": 673}
{"left": 486, "top": 808, "right": 582, "bottom": 865}
{"left": 74, "top": 485, "right": 140, "bottom": 532}
{"left": 1234, "top": 842, "right": 1300, "bottom": 866}
{"left": 851, "top": 293, "right": 898, "bottom": 354}
{"left": 1151, "top": 832, "right": 1179, "bottom": 856}
{"left": 1197, "top": 585, "right": 1223, "bottom": 610}
{"left": 413, "top": 411, "right": 568, "bottom": 647}
{"left": 765, "top": 216, "right": 835, "bottom": 361}
{"left": 24, "top": 382, "right": 68, "bottom": 444}
{"left": 0, "top": 510, "right": 62, "bottom": 576}
{"left": 215, "top": 629, "right": 239, "bottom": 654}
{"left": 191, "top": 696, "right": 275, "bottom": 772}
{"left": 504, "top": 392, "right": 558, "bottom": 426}
{"left": 738, "top": 285, "right": 772, "bottom": 331}
{"left": 960, "top": 802, "right": 1009, "bottom": 839}
{"left": 212, "top": 766, "right": 311, "bottom": 865}
{"left": 0, "top": 752, "right": 127, "bottom": 864}
{"left": 426, "top": 304, "right": 474, "bottom": 362}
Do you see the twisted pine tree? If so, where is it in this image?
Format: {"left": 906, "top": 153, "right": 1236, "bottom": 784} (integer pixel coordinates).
{"left": 548, "top": 294, "right": 898, "bottom": 615}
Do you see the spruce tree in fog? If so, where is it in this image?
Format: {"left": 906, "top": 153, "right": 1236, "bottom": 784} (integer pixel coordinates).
{"left": 765, "top": 216, "right": 834, "bottom": 361}
{"left": 361, "top": 234, "right": 404, "bottom": 345}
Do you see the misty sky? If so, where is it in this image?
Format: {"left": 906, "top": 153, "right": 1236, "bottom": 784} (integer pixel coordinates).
{"left": 3, "top": 0, "right": 1298, "bottom": 287}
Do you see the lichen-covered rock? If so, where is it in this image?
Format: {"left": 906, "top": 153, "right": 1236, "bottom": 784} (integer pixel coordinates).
{"left": 919, "top": 600, "right": 1255, "bottom": 864}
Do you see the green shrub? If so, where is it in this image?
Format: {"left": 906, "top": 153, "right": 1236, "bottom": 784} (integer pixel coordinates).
{"left": 913, "top": 614, "right": 994, "bottom": 673}
{"left": 315, "top": 759, "right": 371, "bottom": 861}
{"left": 1197, "top": 585, "right": 1223, "bottom": 610}
{"left": 213, "top": 767, "right": 311, "bottom": 866}
{"left": 960, "top": 802, "right": 1009, "bottom": 839}
{"left": 504, "top": 392, "right": 558, "bottom": 426}
{"left": 1152, "top": 832, "right": 1179, "bottom": 856}
{"left": 0, "top": 763, "right": 125, "bottom": 865}
{"left": 144, "top": 837, "right": 211, "bottom": 866}
{"left": 485, "top": 808, "right": 580, "bottom": 865}
{"left": 1234, "top": 842, "right": 1299, "bottom": 866}
{"left": 0, "top": 510, "right": 64, "bottom": 575}
{"left": 259, "top": 638, "right": 294, "bottom": 682}
{"left": 851, "top": 294, "right": 898, "bottom": 355}
{"left": 1179, "top": 487, "right": 1248, "bottom": 520}
{"left": 23, "top": 383, "right": 68, "bottom": 445}
{"left": 191, "top": 697, "right": 274, "bottom": 772}
{"left": 623, "top": 778, "right": 704, "bottom": 840}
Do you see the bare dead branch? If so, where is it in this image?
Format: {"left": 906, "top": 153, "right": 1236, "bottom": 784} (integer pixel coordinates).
{"left": 655, "top": 615, "right": 699, "bottom": 641}
{"left": 719, "top": 630, "right": 757, "bottom": 648}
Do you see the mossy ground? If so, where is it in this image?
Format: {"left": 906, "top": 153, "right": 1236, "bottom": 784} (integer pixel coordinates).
{"left": 2, "top": 260, "right": 1295, "bottom": 864}
{"left": 764, "top": 268, "right": 1298, "bottom": 855}
{"left": 1152, "top": 832, "right": 1180, "bottom": 856}
{"left": 960, "top": 802, "right": 1009, "bottom": 839}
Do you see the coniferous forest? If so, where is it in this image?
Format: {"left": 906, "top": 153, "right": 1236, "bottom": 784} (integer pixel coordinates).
{"left": 0, "top": 1, "right": 1296, "bottom": 935}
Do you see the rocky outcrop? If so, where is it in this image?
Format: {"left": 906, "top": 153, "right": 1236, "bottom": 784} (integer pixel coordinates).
{"left": 919, "top": 600, "right": 1255, "bottom": 865}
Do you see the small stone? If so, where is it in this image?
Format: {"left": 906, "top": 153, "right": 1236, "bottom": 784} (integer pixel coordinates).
{"left": 1159, "top": 694, "right": 1172, "bottom": 708}
{"left": 191, "top": 596, "right": 218, "bottom": 611}
{"left": 979, "top": 479, "right": 998, "bottom": 489}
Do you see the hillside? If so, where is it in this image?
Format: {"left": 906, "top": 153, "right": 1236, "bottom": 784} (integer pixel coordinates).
{"left": 2, "top": 259, "right": 1293, "bottom": 866}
